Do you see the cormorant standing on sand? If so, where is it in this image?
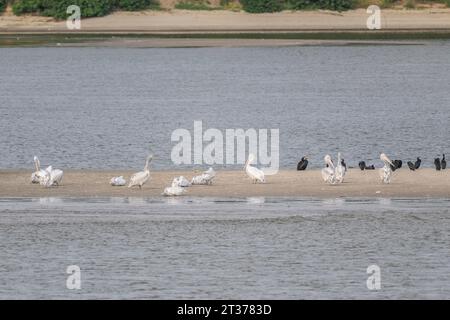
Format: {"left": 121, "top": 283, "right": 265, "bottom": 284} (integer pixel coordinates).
{"left": 297, "top": 156, "right": 308, "bottom": 171}
{"left": 434, "top": 157, "right": 441, "bottom": 171}
{"left": 415, "top": 157, "right": 422, "bottom": 169}
{"left": 394, "top": 160, "right": 402, "bottom": 169}
{"left": 341, "top": 158, "right": 347, "bottom": 172}
{"left": 408, "top": 157, "right": 421, "bottom": 171}
{"left": 358, "top": 161, "right": 366, "bottom": 171}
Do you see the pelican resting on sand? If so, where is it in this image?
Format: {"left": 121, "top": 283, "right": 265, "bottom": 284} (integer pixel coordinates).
{"left": 110, "top": 176, "right": 126, "bottom": 186}
{"left": 245, "top": 154, "right": 265, "bottom": 184}
{"left": 379, "top": 153, "right": 395, "bottom": 184}
{"left": 173, "top": 176, "right": 191, "bottom": 187}
{"left": 32, "top": 156, "right": 63, "bottom": 186}
{"left": 163, "top": 179, "right": 187, "bottom": 196}
{"left": 40, "top": 166, "right": 64, "bottom": 188}
{"left": 128, "top": 154, "right": 153, "bottom": 189}
{"left": 191, "top": 167, "right": 216, "bottom": 185}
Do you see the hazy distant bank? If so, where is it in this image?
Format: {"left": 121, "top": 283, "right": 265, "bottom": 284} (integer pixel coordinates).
{"left": 1, "top": 9, "right": 450, "bottom": 33}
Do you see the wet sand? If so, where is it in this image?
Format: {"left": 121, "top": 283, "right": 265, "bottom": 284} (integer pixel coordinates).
{"left": 0, "top": 169, "right": 449, "bottom": 198}
{"left": 51, "top": 38, "right": 427, "bottom": 48}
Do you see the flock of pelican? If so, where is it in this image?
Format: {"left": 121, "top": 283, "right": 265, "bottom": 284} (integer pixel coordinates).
{"left": 31, "top": 153, "right": 219, "bottom": 196}
{"left": 30, "top": 152, "right": 403, "bottom": 196}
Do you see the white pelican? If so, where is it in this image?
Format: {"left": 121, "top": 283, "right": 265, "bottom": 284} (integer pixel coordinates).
{"left": 32, "top": 156, "right": 64, "bottom": 186}
{"left": 245, "top": 154, "right": 265, "bottom": 184}
{"left": 163, "top": 179, "right": 187, "bottom": 196}
{"left": 173, "top": 176, "right": 191, "bottom": 187}
{"left": 379, "top": 153, "right": 394, "bottom": 184}
{"left": 40, "top": 166, "right": 64, "bottom": 187}
{"left": 128, "top": 154, "right": 153, "bottom": 189}
{"left": 321, "top": 155, "right": 337, "bottom": 185}
{"left": 110, "top": 176, "right": 126, "bottom": 186}
{"left": 335, "top": 152, "right": 346, "bottom": 183}
{"left": 31, "top": 156, "right": 46, "bottom": 183}
{"left": 191, "top": 167, "right": 216, "bottom": 185}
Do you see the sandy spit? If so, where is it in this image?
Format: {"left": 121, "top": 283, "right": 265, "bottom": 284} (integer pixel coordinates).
{"left": 0, "top": 169, "right": 449, "bottom": 198}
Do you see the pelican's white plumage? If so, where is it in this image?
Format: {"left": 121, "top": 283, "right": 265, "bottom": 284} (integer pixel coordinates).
{"left": 39, "top": 166, "right": 64, "bottom": 187}
{"left": 163, "top": 179, "right": 187, "bottom": 196}
{"left": 245, "top": 154, "right": 265, "bottom": 184}
{"left": 321, "top": 154, "right": 337, "bottom": 184}
{"left": 379, "top": 153, "right": 394, "bottom": 184}
{"left": 173, "top": 176, "right": 191, "bottom": 187}
{"left": 31, "top": 156, "right": 46, "bottom": 184}
{"left": 32, "top": 155, "right": 64, "bottom": 187}
{"left": 321, "top": 154, "right": 346, "bottom": 185}
{"left": 110, "top": 176, "right": 126, "bottom": 186}
{"left": 191, "top": 167, "right": 216, "bottom": 185}
{"left": 128, "top": 154, "right": 153, "bottom": 189}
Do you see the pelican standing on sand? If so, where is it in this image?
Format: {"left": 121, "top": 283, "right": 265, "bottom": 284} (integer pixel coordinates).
{"left": 245, "top": 153, "right": 265, "bottom": 183}
{"left": 379, "top": 153, "right": 395, "bottom": 184}
{"left": 128, "top": 154, "right": 153, "bottom": 189}
{"left": 321, "top": 155, "right": 337, "bottom": 184}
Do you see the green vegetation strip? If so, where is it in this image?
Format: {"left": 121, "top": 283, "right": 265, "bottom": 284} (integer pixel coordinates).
{"left": 1, "top": 31, "right": 450, "bottom": 46}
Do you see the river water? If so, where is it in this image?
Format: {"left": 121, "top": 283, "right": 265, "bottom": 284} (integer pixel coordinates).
{"left": 0, "top": 42, "right": 449, "bottom": 170}
{"left": 0, "top": 42, "right": 449, "bottom": 299}
{"left": 0, "top": 197, "right": 449, "bottom": 299}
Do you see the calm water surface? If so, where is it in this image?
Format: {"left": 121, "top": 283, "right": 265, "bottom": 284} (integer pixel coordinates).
{"left": 0, "top": 197, "right": 449, "bottom": 299}
{"left": 0, "top": 42, "right": 449, "bottom": 170}
{"left": 0, "top": 42, "right": 449, "bottom": 299}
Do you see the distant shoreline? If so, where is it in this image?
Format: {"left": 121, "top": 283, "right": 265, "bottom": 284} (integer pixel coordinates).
{"left": 1, "top": 9, "right": 450, "bottom": 32}
{"left": 1, "top": 169, "right": 449, "bottom": 198}
{"left": 2, "top": 8, "right": 450, "bottom": 46}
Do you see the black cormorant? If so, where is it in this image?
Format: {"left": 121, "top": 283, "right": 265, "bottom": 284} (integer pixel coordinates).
{"left": 358, "top": 161, "right": 366, "bottom": 171}
{"left": 297, "top": 156, "right": 308, "bottom": 171}
{"left": 407, "top": 161, "right": 416, "bottom": 171}
{"left": 415, "top": 157, "right": 421, "bottom": 170}
{"left": 434, "top": 158, "right": 441, "bottom": 171}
